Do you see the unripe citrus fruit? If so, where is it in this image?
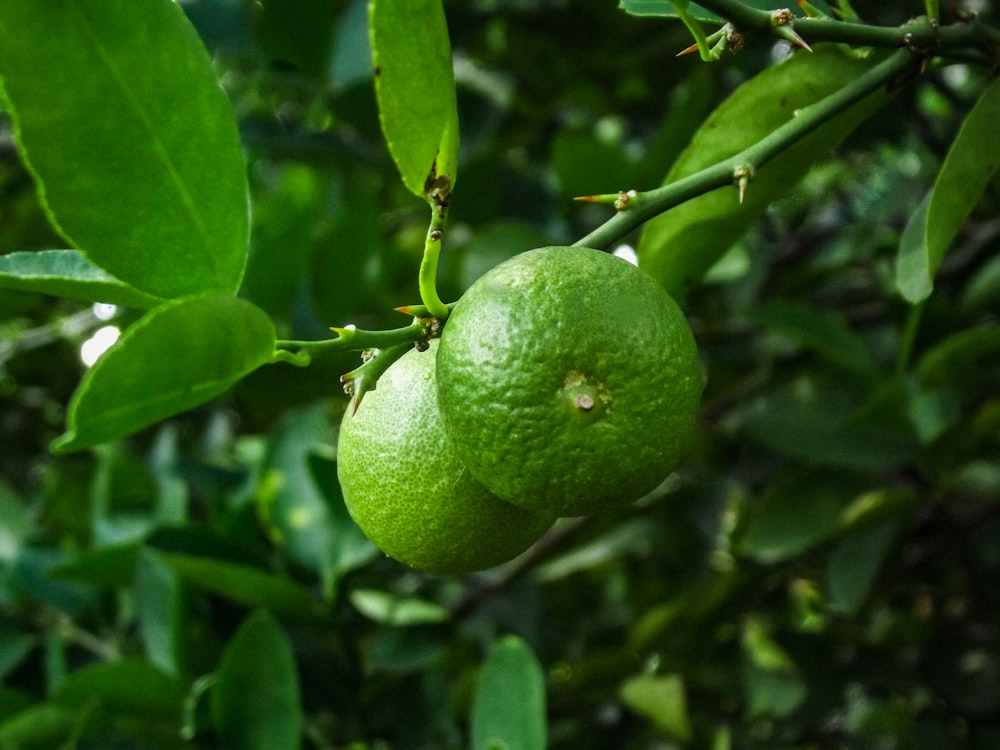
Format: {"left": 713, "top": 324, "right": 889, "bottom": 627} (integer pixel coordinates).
{"left": 337, "top": 340, "right": 555, "bottom": 574}
{"left": 436, "top": 246, "right": 702, "bottom": 517}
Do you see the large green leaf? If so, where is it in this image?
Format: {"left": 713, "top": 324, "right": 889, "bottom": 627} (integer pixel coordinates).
{"left": 637, "top": 46, "right": 884, "bottom": 297}
{"left": 211, "top": 611, "right": 303, "bottom": 750}
{"left": 53, "top": 295, "right": 277, "bottom": 453}
{"left": 896, "top": 75, "right": 1000, "bottom": 303}
{"left": 370, "top": 0, "right": 459, "bottom": 197}
{"left": 471, "top": 636, "right": 547, "bottom": 750}
{"left": 0, "top": 0, "right": 249, "bottom": 299}
{"left": 0, "top": 250, "right": 164, "bottom": 308}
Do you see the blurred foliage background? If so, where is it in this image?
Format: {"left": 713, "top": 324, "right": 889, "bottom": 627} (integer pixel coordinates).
{"left": 1, "top": 0, "right": 999, "bottom": 747}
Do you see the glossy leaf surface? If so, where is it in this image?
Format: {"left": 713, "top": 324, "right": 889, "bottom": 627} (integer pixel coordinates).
{"left": 0, "top": 0, "right": 248, "bottom": 299}
{"left": 53, "top": 295, "right": 276, "bottom": 453}
{"left": 370, "top": 0, "right": 459, "bottom": 196}
{"left": 0, "top": 250, "right": 164, "bottom": 308}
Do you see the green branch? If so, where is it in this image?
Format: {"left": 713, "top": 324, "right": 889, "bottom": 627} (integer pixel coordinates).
{"left": 693, "top": 0, "right": 1000, "bottom": 55}
{"left": 573, "top": 48, "right": 917, "bottom": 252}
{"left": 275, "top": 317, "right": 431, "bottom": 366}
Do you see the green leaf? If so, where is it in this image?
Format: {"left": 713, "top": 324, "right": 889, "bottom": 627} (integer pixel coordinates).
{"left": 134, "top": 549, "right": 185, "bottom": 677}
{"left": 156, "top": 551, "right": 328, "bottom": 621}
{"left": 53, "top": 658, "right": 185, "bottom": 720}
{"left": 211, "top": 610, "right": 303, "bottom": 750}
{"left": 370, "top": 0, "right": 460, "bottom": 197}
{"left": 739, "top": 470, "right": 863, "bottom": 562}
{"left": 349, "top": 589, "right": 450, "bottom": 626}
{"left": 0, "top": 702, "right": 89, "bottom": 750}
{"left": 825, "top": 518, "right": 899, "bottom": 614}
{"left": 896, "top": 75, "right": 1000, "bottom": 303}
{"left": 53, "top": 294, "right": 277, "bottom": 453}
{"left": 738, "top": 372, "right": 916, "bottom": 470}
{"left": 471, "top": 635, "right": 546, "bottom": 750}
{"left": 0, "top": 250, "right": 164, "bottom": 308}
{"left": 0, "top": 480, "right": 33, "bottom": 564}
{"left": 620, "top": 673, "right": 692, "bottom": 741}
{"left": 0, "top": 0, "right": 249, "bottom": 299}
{"left": 741, "top": 618, "right": 806, "bottom": 718}
{"left": 258, "top": 407, "right": 376, "bottom": 595}
{"left": 637, "top": 46, "right": 884, "bottom": 297}
{"left": 749, "top": 300, "right": 875, "bottom": 374}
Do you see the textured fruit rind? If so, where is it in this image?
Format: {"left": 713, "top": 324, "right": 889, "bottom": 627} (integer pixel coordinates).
{"left": 336, "top": 340, "right": 554, "bottom": 574}
{"left": 436, "top": 246, "right": 702, "bottom": 516}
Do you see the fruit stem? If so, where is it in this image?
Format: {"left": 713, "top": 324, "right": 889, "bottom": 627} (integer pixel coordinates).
{"left": 573, "top": 47, "right": 917, "bottom": 252}
{"left": 274, "top": 317, "right": 431, "bottom": 366}
{"left": 418, "top": 178, "right": 453, "bottom": 322}
{"left": 340, "top": 340, "right": 414, "bottom": 412}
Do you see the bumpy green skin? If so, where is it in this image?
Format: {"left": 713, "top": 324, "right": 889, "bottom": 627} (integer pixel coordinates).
{"left": 337, "top": 340, "right": 555, "bottom": 574}
{"left": 436, "top": 246, "right": 702, "bottom": 517}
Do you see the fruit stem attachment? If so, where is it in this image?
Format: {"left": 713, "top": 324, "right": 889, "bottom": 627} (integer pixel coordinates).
{"left": 419, "top": 175, "right": 453, "bottom": 321}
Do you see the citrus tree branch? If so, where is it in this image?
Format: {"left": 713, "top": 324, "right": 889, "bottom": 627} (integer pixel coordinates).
{"left": 573, "top": 48, "right": 917, "bottom": 252}
{"left": 275, "top": 317, "right": 431, "bottom": 364}
{"left": 693, "top": 0, "right": 1000, "bottom": 55}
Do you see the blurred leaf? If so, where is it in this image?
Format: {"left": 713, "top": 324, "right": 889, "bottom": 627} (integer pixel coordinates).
{"left": 0, "top": 632, "right": 36, "bottom": 680}
{"left": 917, "top": 324, "right": 1000, "bottom": 385}
{"left": 250, "top": 0, "right": 338, "bottom": 78}
{"left": 739, "top": 372, "right": 916, "bottom": 470}
{"left": 552, "top": 132, "right": 635, "bottom": 197}
{"left": 896, "top": 75, "right": 1000, "bottom": 303}
{"left": 471, "top": 635, "right": 546, "bottom": 750}
{"left": 349, "top": 588, "right": 450, "bottom": 626}
{"left": 620, "top": 673, "right": 692, "bottom": 741}
{"left": 258, "top": 406, "right": 376, "bottom": 596}
{"left": 49, "top": 544, "right": 142, "bottom": 588}
{"left": 370, "top": 0, "right": 460, "bottom": 196}
{"left": 0, "top": 702, "right": 90, "bottom": 750}
{"left": 53, "top": 295, "right": 277, "bottom": 453}
{"left": 242, "top": 164, "right": 330, "bottom": 322}
{"left": 0, "top": 480, "right": 33, "bottom": 563}
{"left": 749, "top": 300, "right": 875, "bottom": 373}
{"left": 825, "top": 518, "right": 899, "bottom": 614}
{"left": 738, "top": 470, "right": 862, "bottom": 563}
{"left": 53, "top": 658, "right": 185, "bottom": 720}
{"left": 638, "top": 46, "right": 884, "bottom": 297}
{"left": 156, "top": 551, "right": 328, "bottom": 621}
{"left": 0, "top": 250, "right": 165, "bottom": 308}
{"left": 741, "top": 618, "right": 806, "bottom": 718}
{"left": 135, "top": 549, "right": 185, "bottom": 677}
{"left": 0, "top": 0, "right": 248, "bottom": 299}
{"left": 211, "top": 610, "right": 303, "bottom": 750}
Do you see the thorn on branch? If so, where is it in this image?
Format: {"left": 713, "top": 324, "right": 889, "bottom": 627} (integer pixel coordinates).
{"left": 733, "top": 164, "right": 755, "bottom": 204}
{"left": 770, "top": 9, "right": 813, "bottom": 51}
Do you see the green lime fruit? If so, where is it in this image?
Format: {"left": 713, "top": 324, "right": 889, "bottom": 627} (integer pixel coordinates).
{"left": 436, "top": 246, "right": 702, "bottom": 517}
{"left": 337, "top": 340, "right": 555, "bottom": 574}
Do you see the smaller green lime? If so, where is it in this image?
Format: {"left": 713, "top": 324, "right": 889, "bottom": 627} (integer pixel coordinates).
{"left": 337, "top": 340, "right": 555, "bottom": 574}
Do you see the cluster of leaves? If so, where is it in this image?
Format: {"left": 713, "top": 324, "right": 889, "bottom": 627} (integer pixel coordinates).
{"left": 1, "top": 0, "right": 999, "bottom": 748}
